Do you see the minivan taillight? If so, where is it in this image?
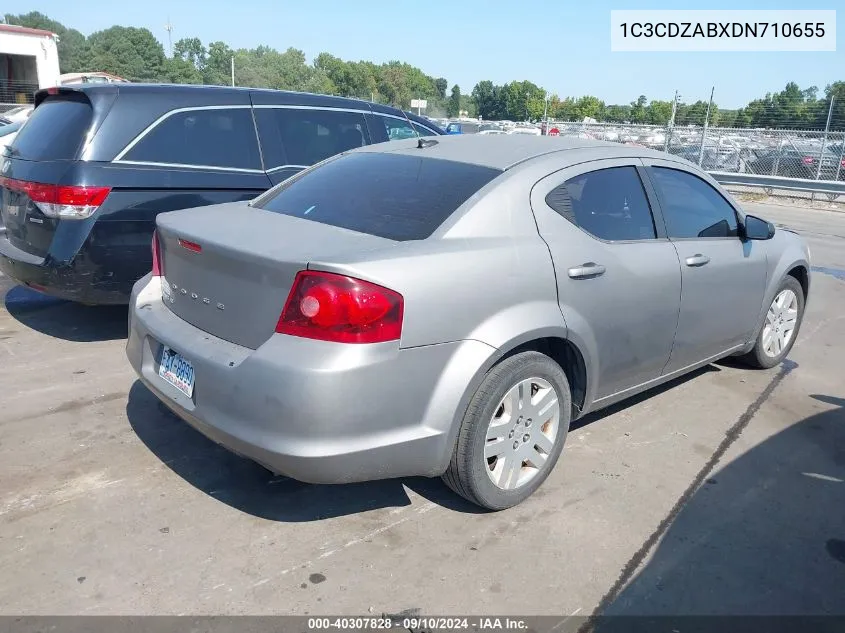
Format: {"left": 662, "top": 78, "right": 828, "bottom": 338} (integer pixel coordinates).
{"left": 0, "top": 177, "right": 110, "bottom": 219}
{"left": 276, "top": 271, "right": 403, "bottom": 344}
{"left": 151, "top": 230, "right": 163, "bottom": 277}
{"left": 802, "top": 156, "right": 815, "bottom": 165}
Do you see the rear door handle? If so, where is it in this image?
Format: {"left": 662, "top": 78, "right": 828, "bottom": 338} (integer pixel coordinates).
{"left": 685, "top": 254, "right": 710, "bottom": 267}
{"left": 568, "top": 262, "right": 606, "bottom": 279}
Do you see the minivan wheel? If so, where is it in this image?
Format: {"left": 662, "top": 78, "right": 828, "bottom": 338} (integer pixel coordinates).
{"left": 442, "top": 351, "right": 571, "bottom": 510}
{"left": 741, "top": 276, "right": 805, "bottom": 369}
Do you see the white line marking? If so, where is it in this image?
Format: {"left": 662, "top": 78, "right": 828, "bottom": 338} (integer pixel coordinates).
{"left": 802, "top": 472, "right": 843, "bottom": 483}
{"left": 550, "top": 608, "right": 582, "bottom": 631}
{"left": 251, "top": 502, "right": 436, "bottom": 589}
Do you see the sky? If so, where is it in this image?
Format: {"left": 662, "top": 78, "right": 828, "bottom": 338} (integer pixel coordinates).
{"left": 10, "top": 0, "right": 844, "bottom": 108}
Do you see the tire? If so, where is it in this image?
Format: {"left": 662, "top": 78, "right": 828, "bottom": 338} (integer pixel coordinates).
{"left": 740, "top": 275, "right": 805, "bottom": 369}
{"left": 442, "top": 351, "right": 572, "bottom": 510}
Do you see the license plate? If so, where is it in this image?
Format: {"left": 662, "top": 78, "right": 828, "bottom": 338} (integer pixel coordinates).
{"left": 158, "top": 346, "right": 195, "bottom": 398}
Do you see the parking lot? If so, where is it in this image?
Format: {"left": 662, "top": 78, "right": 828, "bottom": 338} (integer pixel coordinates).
{"left": 0, "top": 200, "right": 843, "bottom": 618}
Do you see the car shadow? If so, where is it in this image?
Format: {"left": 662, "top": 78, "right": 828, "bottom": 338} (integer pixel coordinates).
{"left": 125, "top": 381, "right": 485, "bottom": 521}
{"left": 2, "top": 285, "right": 128, "bottom": 342}
{"left": 125, "top": 364, "right": 728, "bottom": 522}
{"left": 572, "top": 364, "right": 721, "bottom": 431}
{"left": 592, "top": 393, "right": 845, "bottom": 627}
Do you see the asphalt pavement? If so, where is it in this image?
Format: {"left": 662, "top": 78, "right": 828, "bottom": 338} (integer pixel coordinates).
{"left": 0, "top": 201, "right": 843, "bottom": 618}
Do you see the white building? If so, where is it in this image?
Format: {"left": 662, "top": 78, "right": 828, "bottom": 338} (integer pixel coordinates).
{"left": 0, "top": 24, "right": 61, "bottom": 106}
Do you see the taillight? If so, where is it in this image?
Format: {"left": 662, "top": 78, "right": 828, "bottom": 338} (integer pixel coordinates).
{"left": 0, "top": 176, "right": 110, "bottom": 219}
{"left": 151, "top": 230, "right": 163, "bottom": 277}
{"left": 802, "top": 156, "right": 815, "bottom": 165}
{"left": 276, "top": 271, "right": 403, "bottom": 344}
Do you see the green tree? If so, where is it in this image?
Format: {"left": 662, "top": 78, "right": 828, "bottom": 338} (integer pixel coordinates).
{"left": 163, "top": 37, "right": 207, "bottom": 84}
{"left": 173, "top": 37, "right": 207, "bottom": 73}
{"left": 204, "top": 41, "right": 234, "bottom": 85}
{"left": 300, "top": 68, "right": 336, "bottom": 95}
{"left": 163, "top": 57, "right": 202, "bottom": 84}
{"left": 446, "top": 84, "right": 461, "bottom": 117}
{"left": 630, "top": 95, "right": 648, "bottom": 123}
{"left": 646, "top": 100, "right": 673, "bottom": 125}
{"left": 821, "top": 81, "right": 845, "bottom": 131}
{"left": 471, "top": 80, "right": 497, "bottom": 120}
{"left": 604, "top": 104, "right": 632, "bottom": 122}
{"left": 573, "top": 95, "right": 605, "bottom": 121}
{"left": 459, "top": 94, "right": 476, "bottom": 118}
{"left": 502, "top": 80, "right": 543, "bottom": 121}
{"left": 448, "top": 84, "right": 461, "bottom": 117}
{"left": 435, "top": 77, "right": 448, "bottom": 100}
{"left": 552, "top": 97, "right": 577, "bottom": 121}
{"left": 86, "top": 26, "right": 165, "bottom": 82}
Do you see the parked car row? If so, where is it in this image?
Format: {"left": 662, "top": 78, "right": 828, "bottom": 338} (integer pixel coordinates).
{"left": 548, "top": 122, "right": 845, "bottom": 181}
{"left": 0, "top": 104, "right": 33, "bottom": 125}
{"left": 1, "top": 85, "right": 811, "bottom": 510}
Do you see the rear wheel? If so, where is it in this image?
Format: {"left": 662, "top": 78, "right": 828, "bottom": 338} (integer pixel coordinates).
{"left": 740, "top": 276, "right": 804, "bottom": 369}
{"left": 442, "top": 351, "right": 571, "bottom": 510}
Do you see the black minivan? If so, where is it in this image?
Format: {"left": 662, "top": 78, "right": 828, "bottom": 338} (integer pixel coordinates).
{"left": 0, "top": 84, "right": 443, "bottom": 304}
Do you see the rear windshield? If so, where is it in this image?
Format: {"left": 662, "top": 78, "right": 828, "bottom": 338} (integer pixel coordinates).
{"left": 253, "top": 152, "right": 501, "bottom": 241}
{"left": 6, "top": 96, "right": 92, "bottom": 160}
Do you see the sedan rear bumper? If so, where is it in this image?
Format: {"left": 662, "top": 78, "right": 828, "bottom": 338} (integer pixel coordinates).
{"left": 126, "top": 274, "right": 495, "bottom": 484}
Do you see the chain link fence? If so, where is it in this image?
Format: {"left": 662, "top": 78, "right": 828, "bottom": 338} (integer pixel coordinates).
{"left": 549, "top": 121, "right": 845, "bottom": 183}
{"left": 0, "top": 78, "right": 38, "bottom": 111}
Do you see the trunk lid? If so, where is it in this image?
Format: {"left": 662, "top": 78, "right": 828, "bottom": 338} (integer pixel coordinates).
{"left": 156, "top": 201, "right": 396, "bottom": 349}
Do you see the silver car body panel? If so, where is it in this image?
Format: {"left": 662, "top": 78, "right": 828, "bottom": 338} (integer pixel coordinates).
{"left": 126, "top": 135, "right": 811, "bottom": 483}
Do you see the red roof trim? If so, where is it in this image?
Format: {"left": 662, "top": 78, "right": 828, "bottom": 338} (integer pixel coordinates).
{"left": 0, "top": 24, "right": 58, "bottom": 38}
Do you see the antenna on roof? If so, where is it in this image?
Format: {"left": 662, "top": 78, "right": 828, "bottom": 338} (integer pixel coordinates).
{"left": 164, "top": 18, "right": 173, "bottom": 57}
{"left": 399, "top": 107, "right": 421, "bottom": 140}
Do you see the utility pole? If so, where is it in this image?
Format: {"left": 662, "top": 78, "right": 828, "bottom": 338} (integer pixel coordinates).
{"left": 230, "top": 56, "right": 235, "bottom": 87}
{"left": 697, "top": 86, "right": 715, "bottom": 167}
{"left": 164, "top": 17, "right": 173, "bottom": 57}
{"left": 542, "top": 93, "right": 549, "bottom": 134}
{"left": 816, "top": 96, "right": 835, "bottom": 180}
{"left": 664, "top": 90, "right": 680, "bottom": 152}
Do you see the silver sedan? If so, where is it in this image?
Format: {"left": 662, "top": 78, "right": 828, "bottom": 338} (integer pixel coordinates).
{"left": 126, "top": 135, "right": 810, "bottom": 510}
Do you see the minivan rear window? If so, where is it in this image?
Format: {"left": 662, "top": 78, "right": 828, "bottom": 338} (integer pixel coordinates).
{"left": 6, "top": 96, "right": 93, "bottom": 161}
{"left": 252, "top": 152, "right": 501, "bottom": 241}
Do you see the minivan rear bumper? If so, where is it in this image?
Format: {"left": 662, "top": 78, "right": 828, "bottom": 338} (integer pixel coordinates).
{"left": 0, "top": 226, "right": 149, "bottom": 305}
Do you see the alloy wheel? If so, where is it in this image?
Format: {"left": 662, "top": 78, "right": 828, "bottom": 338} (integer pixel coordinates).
{"left": 762, "top": 288, "right": 799, "bottom": 358}
{"left": 484, "top": 377, "right": 560, "bottom": 490}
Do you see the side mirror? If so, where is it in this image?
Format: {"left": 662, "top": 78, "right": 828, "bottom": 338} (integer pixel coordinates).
{"left": 743, "top": 214, "right": 776, "bottom": 240}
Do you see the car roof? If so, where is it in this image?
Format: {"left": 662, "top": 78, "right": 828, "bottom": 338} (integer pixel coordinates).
{"left": 41, "top": 82, "right": 372, "bottom": 107}
{"left": 35, "top": 83, "right": 441, "bottom": 131}
{"left": 353, "top": 134, "right": 673, "bottom": 170}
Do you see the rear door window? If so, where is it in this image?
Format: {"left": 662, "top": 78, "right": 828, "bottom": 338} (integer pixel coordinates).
{"left": 6, "top": 96, "right": 92, "bottom": 160}
{"left": 121, "top": 108, "right": 261, "bottom": 170}
{"left": 254, "top": 107, "right": 370, "bottom": 171}
{"left": 253, "top": 152, "right": 501, "bottom": 241}
{"left": 545, "top": 166, "right": 657, "bottom": 241}
{"left": 413, "top": 122, "right": 437, "bottom": 137}
{"left": 378, "top": 116, "right": 423, "bottom": 141}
